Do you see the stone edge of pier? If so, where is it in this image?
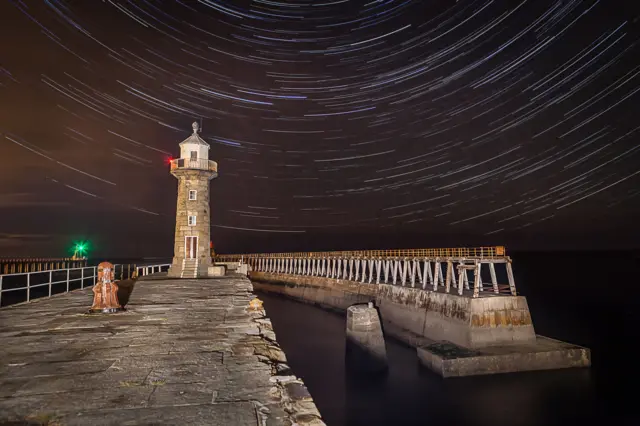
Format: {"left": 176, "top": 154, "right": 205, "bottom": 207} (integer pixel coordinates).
{"left": 226, "top": 274, "right": 327, "bottom": 426}
{"left": 130, "top": 274, "right": 328, "bottom": 426}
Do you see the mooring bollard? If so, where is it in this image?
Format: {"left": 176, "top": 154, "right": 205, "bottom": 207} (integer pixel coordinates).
{"left": 89, "top": 262, "right": 124, "bottom": 314}
{"left": 345, "top": 302, "right": 388, "bottom": 375}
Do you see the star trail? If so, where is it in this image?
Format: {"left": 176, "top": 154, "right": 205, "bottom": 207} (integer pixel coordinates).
{"left": 1, "top": 0, "right": 639, "bottom": 257}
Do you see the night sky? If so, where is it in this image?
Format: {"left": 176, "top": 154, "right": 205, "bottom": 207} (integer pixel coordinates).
{"left": 1, "top": 0, "right": 639, "bottom": 258}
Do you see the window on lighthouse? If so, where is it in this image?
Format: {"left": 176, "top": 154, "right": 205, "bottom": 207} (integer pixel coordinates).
{"left": 188, "top": 190, "right": 197, "bottom": 201}
{"left": 190, "top": 151, "right": 198, "bottom": 160}
{"left": 188, "top": 215, "right": 197, "bottom": 226}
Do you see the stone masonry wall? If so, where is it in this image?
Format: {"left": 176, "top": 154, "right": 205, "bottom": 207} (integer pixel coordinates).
{"left": 170, "top": 169, "right": 214, "bottom": 273}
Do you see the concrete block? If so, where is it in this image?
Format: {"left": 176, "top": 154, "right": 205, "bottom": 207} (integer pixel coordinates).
{"left": 417, "top": 336, "right": 591, "bottom": 377}
{"left": 216, "top": 262, "right": 239, "bottom": 271}
{"left": 346, "top": 303, "right": 387, "bottom": 374}
{"left": 208, "top": 266, "right": 225, "bottom": 277}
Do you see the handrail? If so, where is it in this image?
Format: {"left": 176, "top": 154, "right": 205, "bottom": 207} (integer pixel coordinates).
{"left": 170, "top": 158, "right": 218, "bottom": 173}
{"left": 0, "top": 266, "right": 97, "bottom": 307}
{"left": 0, "top": 262, "right": 171, "bottom": 308}
{"left": 136, "top": 263, "right": 171, "bottom": 276}
{"left": 215, "top": 247, "right": 516, "bottom": 297}
{"left": 216, "top": 246, "right": 506, "bottom": 260}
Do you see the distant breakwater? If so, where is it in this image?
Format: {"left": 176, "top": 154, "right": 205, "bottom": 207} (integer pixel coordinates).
{"left": 0, "top": 258, "right": 87, "bottom": 275}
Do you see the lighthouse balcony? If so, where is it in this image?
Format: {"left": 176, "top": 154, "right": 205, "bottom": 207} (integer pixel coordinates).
{"left": 170, "top": 158, "right": 218, "bottom": 173}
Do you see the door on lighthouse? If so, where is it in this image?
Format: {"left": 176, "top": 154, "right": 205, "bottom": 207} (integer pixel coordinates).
{"left": 185, "top": 236, "right": 198, "bottom": 259}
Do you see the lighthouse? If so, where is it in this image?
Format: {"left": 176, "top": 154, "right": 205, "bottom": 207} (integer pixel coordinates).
{"left": 167, "top": 122, "right": 218, "bottom": 278}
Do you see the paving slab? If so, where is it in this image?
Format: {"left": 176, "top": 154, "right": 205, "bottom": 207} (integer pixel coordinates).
{"left": 0, "top": 274, "right": 325, "bottom": 425}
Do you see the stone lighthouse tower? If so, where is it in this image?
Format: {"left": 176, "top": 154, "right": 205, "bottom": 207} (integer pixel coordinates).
{"left": 167, "top": 122, "right": 218, "bottom": 278}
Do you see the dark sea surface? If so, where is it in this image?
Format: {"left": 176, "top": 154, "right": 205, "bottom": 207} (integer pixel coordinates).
{"left": 256, "top": 251, "right": 639, "bottom": 426}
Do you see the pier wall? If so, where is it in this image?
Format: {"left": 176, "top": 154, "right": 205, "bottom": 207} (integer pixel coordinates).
{"left": 250, "top": 271, "right": 535, "bottom": 348}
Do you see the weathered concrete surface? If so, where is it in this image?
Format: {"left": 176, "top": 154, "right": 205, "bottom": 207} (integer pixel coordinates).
{"left": 250, "top": 271, "right": 590, "bottom": 377}
{"left": 417, "top": 337, "right": 591, "bottom": 377}
{"left": 207, "top": 265, "right": 226, "bottom": 277}
{"left": 250, "top": 273, "right": 375, "bottom": 313}
{"left": 345, "top": 303, "right": 387, "bottom": 374}
{"left": 376, "top": 283, "right": 535, "bottom": 348}
{"left": 250, "top": 271, "right": 534, "bottom": 348}
{"left": 0, "top": 274, "right": 325, "bottom": 425}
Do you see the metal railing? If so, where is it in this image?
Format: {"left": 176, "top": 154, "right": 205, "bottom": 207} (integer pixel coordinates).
{"left": 216, "top": 247, "right": 516, "bottom": 298}
{"left": 216, "top": 246, "right": 506, "bottom": 261}
{"left": 0, "top": 266, "right": 97, "bottom": 307}
{"left": 0, "top": 263, "right": 172, "bottom": 308}
{"left": 170, "top": 158, "right": 218, "bottom": 173}
{"left": 136, "top": 263, "right": 171, "bottom": 276}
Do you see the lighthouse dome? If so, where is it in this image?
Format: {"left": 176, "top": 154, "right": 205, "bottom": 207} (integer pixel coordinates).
{"left": 179, "top": 122, "right": 210, "bottom": 161}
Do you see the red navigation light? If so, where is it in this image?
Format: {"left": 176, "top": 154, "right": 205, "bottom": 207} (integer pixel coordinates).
{"left": 164, "top": 156, "right": 173, "bottom": 165}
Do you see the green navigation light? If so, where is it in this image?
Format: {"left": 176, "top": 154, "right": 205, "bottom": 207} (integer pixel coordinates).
{"left": 72, "top": 241, "right": 89, "bottom": 258}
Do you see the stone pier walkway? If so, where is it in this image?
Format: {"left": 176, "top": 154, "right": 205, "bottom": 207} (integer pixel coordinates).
{"left": 0, "top": 275, "right": 324, "bottom": 426}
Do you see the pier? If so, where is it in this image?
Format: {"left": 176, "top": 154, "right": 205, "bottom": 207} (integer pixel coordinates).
{"left": 0, "top": 273, "right": 324, "bottom": 425}
{"left": 218, "top": 247, "right": 591, "bottom": 377}
{"left": 0, "top": 258, "right": 87, "bottom": 275}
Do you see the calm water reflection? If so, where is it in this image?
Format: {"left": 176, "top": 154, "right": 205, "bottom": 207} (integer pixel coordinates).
{"left": 256, "top": 251, "right": 637, "bottom": 426}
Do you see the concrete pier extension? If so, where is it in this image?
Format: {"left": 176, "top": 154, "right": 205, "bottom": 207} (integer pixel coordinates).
{"left": 345, "top": 303, "right": 387, "bottom": 374}
{"left": 0, "top": 274, "right": 325, "bottom": 425}
{"left": 249, "top": 271, "right": 591, "bottom": 377}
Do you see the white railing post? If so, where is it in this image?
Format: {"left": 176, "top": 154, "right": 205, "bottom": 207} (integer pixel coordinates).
{"left": 0, "top": 275, "right": 3, "bottom": 307}
{"left": 81, "top": 268, "right": 84, "bottom": 289}
{"left": 93, "top": 267, "right": 96, "bottom": 286}
{"left": 49, "top": 270, "right": 52, "bottom": 297}
{"left": 473, "top": 262, "right": 481, "bottom": 298}
{"left": 27, "top": 273, "right": 30, "bottom": 302}
{"left": 506, "top": 261, "right": 517, "bottom": 295}
{"left": 444, "top": 261, "right": 451, "bottom": 293}
{"left": 489, "top": 262, "right": 499, "bottom": 294}
{"left": 66, "top": 269, "right": 70, "bottom": 292}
